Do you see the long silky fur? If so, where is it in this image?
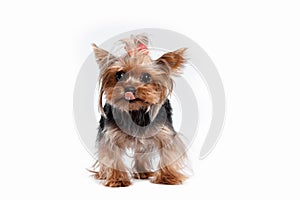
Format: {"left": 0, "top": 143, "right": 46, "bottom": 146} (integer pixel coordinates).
{"left": 91, "top": 34, "right": 188, "bottom": 186}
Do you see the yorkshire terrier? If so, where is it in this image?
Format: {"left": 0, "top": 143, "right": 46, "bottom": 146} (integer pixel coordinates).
{"left": 91, "top": 34, "right": 188, "bottom": 187}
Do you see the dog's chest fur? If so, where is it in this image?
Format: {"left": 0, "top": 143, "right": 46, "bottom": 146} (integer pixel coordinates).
{"left": 97, "top": 99, "right": 176, "bottom": 150}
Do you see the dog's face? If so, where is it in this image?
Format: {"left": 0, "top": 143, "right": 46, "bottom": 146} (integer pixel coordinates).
{"left": 92, "top": 35, "right": 186, "bottom": 113}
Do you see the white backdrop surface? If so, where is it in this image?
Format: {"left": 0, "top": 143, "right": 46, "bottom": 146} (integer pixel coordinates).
{"left": 0, "top": 1, "right": 299, "bottom": 199}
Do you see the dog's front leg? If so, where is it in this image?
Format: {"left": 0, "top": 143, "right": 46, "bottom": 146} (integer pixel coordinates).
{"left": 97, "top": 139, "right": 131, "bottom": 187}
{"left": 151, "top": 133, "right": 188, "bottom": 185}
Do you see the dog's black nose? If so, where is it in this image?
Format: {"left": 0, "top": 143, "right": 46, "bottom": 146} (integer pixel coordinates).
{"left": 124, "top": 86, "right": 136, "bottom": 94}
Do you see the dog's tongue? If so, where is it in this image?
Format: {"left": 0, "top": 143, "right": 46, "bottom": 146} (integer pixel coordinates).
{"left": 124, "top": 92, "right": 136, "bottom": 100}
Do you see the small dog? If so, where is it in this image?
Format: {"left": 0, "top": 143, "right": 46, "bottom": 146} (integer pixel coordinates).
{"left": 91, "top": 34, "right": 188, "bottom": 187}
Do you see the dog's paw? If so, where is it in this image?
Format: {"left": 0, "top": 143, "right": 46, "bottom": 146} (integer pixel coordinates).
{"left": 150, "top": 176, "right": 183, "bottom": 185}
{"left": 132, "top": 172, "right": 154, "bottom": 179}
{"left": 150, "top": 170, "right": 186, "bottom": 185}
{"left": 103, "top": 180, "right": 131, "bottom": 187}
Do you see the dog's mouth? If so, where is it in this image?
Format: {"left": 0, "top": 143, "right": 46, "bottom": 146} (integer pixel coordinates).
{"left": 124, "top": 92, "right": 136, "bottom": 101}
{"left": 123, "top": 92, "right": 145, "bottom": 103}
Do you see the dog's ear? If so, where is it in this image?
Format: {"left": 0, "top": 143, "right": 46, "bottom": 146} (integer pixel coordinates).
{"left": 92, "top": 43, "right": 115, "bottom": 68}
{"left": 156, "top": 48, "right": 187, "bottom": 75}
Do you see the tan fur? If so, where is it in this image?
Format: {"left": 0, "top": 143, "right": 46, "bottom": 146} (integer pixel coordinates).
{"left": 91, "top": 34, "right": 188, "bottom": 187}
{"left": 99, "top": 63, "right": 170, "bottom": 112}
{"left": 94, "top": 124, "right": 187, "bottom": 186}
{"left": 156, "top": 48, "right": 187, "bottom": 75}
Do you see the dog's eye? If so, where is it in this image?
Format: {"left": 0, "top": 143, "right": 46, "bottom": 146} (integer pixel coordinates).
{"left": 116, "top": 71, "right": 126, "bottom": 81}
{"left": 140, "top": 73, "right": 151, "bottom": 83}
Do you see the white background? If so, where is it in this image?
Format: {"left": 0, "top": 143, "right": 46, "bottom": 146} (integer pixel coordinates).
{"left": 0, "top": 0, "right": 299, "bottom": 199}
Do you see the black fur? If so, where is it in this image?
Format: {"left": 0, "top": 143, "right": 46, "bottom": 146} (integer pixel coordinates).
{"left": 97, "top": 99, "right": 175, "bottom": 141}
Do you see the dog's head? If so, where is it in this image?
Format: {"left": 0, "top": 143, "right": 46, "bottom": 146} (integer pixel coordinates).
{"left": 92, "top": 34, "right": 186, "bottom": 116}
